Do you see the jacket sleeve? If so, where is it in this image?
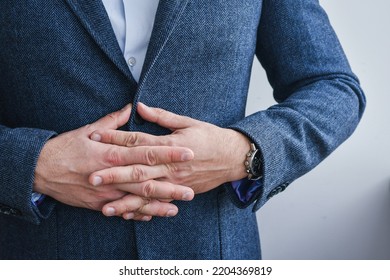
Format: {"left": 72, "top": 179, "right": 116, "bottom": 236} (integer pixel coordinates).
{"left": 0, "top": 124, "right": 57, "bottom": 224}
{"left": 229, "top": 0, "right": 366, "bottom": 211}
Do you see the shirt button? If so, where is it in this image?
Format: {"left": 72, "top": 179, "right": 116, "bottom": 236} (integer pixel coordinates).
{"left": 128, "top": 57, "right": 137, "bottom": 67}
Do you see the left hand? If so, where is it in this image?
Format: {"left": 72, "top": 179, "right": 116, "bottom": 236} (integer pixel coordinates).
{"left": 90, "top": 103, "right": 251, "bottom": 196}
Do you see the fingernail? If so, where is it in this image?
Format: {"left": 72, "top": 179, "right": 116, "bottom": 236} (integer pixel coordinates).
{"left": 90, "top": 133, "right": 101, "bottom": 142}
{"left": 182, "top": 191, "right": 193, "bottom": 201}
{"left": 181, "top": 151, "right": 194, "bottom": 161}
{"left": 124, "top": 213, "right": 134, "bottom": 220}
{"left": 92, "top": 176, "right": 103, "bottom": 186}
{"left": 105, "top": 207, "right": 116, "bottom": 216}
{"left": 121, "top": 103, "right": 132, "bottom": 111}
{"left": 142, "top": 216, "right": 152, "bottom": 221}
{"left": 166, "top": 209, "right": 177, "bottom": 217}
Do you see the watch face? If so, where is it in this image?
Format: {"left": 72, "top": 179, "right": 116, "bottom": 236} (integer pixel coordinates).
{"left": 251, "top": 150, "right": 262, "bottom": 177}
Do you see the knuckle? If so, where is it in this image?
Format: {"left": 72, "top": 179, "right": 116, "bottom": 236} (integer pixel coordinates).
{"left": 142, "top": 181, "right": 156, "bottom": 198}
{"left": 133, "top": 204, "right": 147, "bottom": 215}
{"left": 105, "top": 148, "right": 122, "bottom": 166}
{"left": 106, "top": 112, "right": 117, "bottom": 121}
{"left": 164, "top": 164, "right": 185, "bottom": 185}
{"left": 142, "top": 197, "right": 152, "bottom": 205}
{"left": 123, "top": 133, "right": 139, "bottom": 147}
{"left": 165, "top": 163, "right": 190, "bottom": 185}
{"left": 145, "top": 149, "right": 158, "bottom": 166}
{"left": 136, "top": 199, "right": 151, "bottom": 214}
{"left": 167, "top": 149, "right": 179, "bottom": 162}
{"left": 163, "top": 135, "right": 176, "bottom": 147}
{"left": 166, "top": 163, "right": 180, "bottom": 176}
{"left": 131, "top": 166, "right": 145, "bottom": 181}
{"left": 124, "top": 204, "right": 136, "bottom": 214}
{"left": 154, "top": 108, "right": 166, "bottom": 122}
{"left": 106, "top": 112, "right": 120, "bottom": 127}
{"left": 168, "top": 186, "right": 179, "bottom": 200}
{"left": 121, "top": 195, "right": 140, "bottom": 213}
{"left": 155, "top": 108, "right": 165, "bottom": 115}
{"left": 105, "top": 170, "right": 116, "bottom": 185}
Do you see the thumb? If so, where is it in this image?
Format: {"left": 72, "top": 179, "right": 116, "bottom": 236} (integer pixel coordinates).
{"left": 93, "top": 104, "right": 132, "bottom": 130}
{"left": 137, "top": 102, "right": 195, "bottom": 130}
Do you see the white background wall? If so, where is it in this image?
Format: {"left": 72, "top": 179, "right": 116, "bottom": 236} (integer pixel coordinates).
{"left": 248, "top": 0, "right": 390, "bottom": 259}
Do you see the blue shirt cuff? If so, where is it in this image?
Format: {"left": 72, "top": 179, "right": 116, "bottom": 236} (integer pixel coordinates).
{"left": 31, "top": 192, "right": 45, "bottom": 206}
{"left": 231, "top": 178, "right": 263, "bottom": 204}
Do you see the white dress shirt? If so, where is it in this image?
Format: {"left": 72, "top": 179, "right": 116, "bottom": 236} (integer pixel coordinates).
{"left": 102, "top": 0, "right": 160, "bottom": 82}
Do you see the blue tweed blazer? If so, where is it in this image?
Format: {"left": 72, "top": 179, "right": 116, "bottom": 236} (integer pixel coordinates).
{"left": 0, "top": 0, "right": 365, "bottom": 259}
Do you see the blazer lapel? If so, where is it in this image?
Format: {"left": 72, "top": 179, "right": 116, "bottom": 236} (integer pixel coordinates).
{"left": 63, "top": 0, "right": 134, "bottom": 82}
{"left": 139, "top": 0, "right": 189, "bottom": 85}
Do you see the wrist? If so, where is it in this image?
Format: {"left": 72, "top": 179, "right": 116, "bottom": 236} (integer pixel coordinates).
{"left": 33, "top": 138, "right": 56, "bottom": 195}
{"left": 223, "top": 129, "right": 252, "bottom": 181}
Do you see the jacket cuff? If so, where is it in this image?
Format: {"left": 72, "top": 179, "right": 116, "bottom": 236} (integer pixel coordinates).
{"left": 0, "top": 126, "right": 57, "bottom": 224}
{"left": 227, "top": 121, "right": 292, "bottom": 212}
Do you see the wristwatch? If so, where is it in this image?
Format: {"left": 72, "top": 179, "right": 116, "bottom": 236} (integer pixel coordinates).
{"left": 244, "top": 143, "right": 263, "bottom": 180}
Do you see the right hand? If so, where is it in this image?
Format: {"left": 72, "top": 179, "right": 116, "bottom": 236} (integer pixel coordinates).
{"left": 33, "top": 104, "right": 195, "bottom": 221}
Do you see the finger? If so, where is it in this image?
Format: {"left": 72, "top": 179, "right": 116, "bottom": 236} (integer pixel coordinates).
{"left": 112, "top": 180, "right": 194, "bottom": 201}
{"left": 92, "top": 104, "right": 132, "bottom": 130}
{"left": 96, "top": 145, "right": 194, "bottom": 167}
{"left": 90, "top": 164, "right": 165, "bottom": 186}
{"left": 132, "top": 199, "right": 179, "bottom": 219}
{"left": 137, "top": 102, "right": 196, "bottom": 130}
{"left": 90, "top": 130, "right": 170, "bottom": 147}
{"left": 121, "top": 180, "right": 194, "bottom": 201}
{"left": 90, "top": 167, "right": 195, "bottom": 201}
{"left": 124, "top": 213, "right": 152, "bottom": 222}
{"left": 102, "top": 195, "right": 179, "bottom": 218}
